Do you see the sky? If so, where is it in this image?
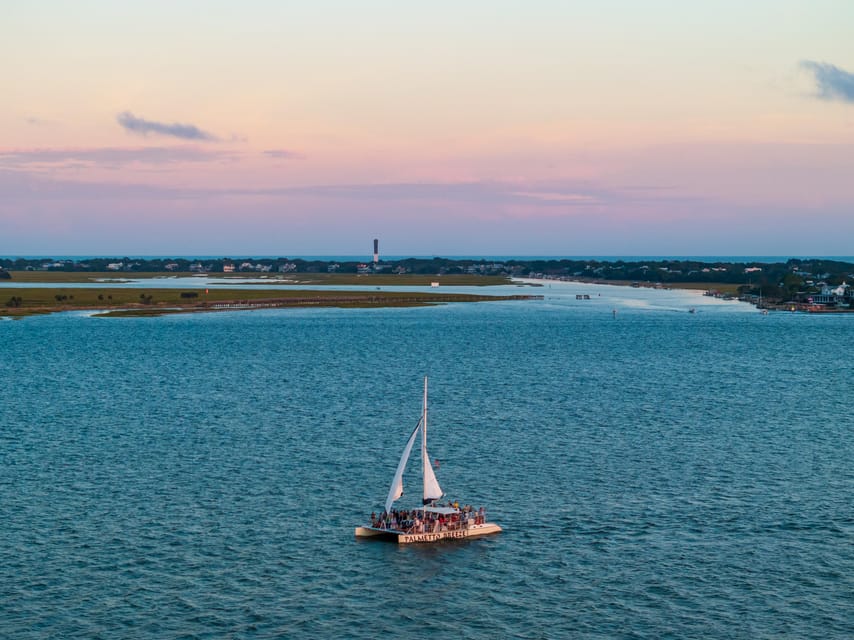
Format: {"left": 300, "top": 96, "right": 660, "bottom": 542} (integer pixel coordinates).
{"left": 2, "top": 0, "right": 854, "bottom": 257}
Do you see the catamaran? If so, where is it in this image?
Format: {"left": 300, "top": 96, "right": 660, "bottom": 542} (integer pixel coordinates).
{"left": 355, "top": 377, "right": 502, "bottom": 544}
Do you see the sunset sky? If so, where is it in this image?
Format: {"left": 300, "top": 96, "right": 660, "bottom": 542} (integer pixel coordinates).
{"left": 2, "top": 1, "right": 854, "bottom": 256}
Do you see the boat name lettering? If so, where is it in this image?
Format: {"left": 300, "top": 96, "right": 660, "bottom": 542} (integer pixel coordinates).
{"left": 404, "top": 530, "right": 468, "bottom": 543}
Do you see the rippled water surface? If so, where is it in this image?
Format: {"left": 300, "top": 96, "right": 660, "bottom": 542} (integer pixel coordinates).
{"left": 2, "top": 283, "right": 852, "bottom": 638}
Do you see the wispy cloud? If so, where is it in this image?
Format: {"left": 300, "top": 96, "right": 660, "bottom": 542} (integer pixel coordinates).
{"left": 263, "top": 149, "right": 303, "bottom": 159}
{"left": 509, "top": 191, "right": 599, "bottom": 204}
{"left": 0, "top": 146, "right": 233, "bottom": 169}
{"left": 117, "top": 111, "right": 220, "bottom": 141}
{"left": 0, "top": 168, "right": 189, "bottom": 201}
{"left": 227, "top": 181, "right": 674, "bottom": 209}
{"left": 800, "top": 60, "right": 854, "bottom": 103}
{"left": 0, "top": 172, "right": 662, "bottom": 210}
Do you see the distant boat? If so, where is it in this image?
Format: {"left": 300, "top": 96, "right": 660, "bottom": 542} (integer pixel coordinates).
{"left": 354, "top": 377, "right": 502, "bottom": 544}
{"left": 689, "top": 308, "right": 696, "bottom": 314}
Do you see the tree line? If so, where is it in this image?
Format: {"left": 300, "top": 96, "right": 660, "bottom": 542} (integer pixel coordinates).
{"left": 2, "top": 256, "right": 853, "bottom": 293}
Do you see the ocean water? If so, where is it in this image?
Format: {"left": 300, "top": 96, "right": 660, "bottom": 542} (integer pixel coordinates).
{"left": 1, "top": 283, "right": 852, "bottom": 639}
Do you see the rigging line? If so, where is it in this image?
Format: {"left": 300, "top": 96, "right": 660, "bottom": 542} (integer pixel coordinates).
{"left": 409, "top": 416, "right": 423, "bottom": 438}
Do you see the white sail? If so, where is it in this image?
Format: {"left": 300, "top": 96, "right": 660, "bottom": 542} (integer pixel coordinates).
{"left": 422, "top": 454, "right": 443, "bottom": 503}
{"left": 384, "top": 419, "right": 421, "bottom": 513}
{"left": 421, "top": 377, "right": 444, "bottom": 503}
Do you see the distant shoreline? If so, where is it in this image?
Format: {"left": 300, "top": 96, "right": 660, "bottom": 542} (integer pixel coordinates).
{"left": 0, "top": 286, "right": 541, "bottom": 318}
{"left": 515, "top": 276, "right": 742, "bottom": 295}
{"left": 5, "top": 257, "right": 851, "bottom": 296}
{"left": 4, "top": 256, "right": 853, "bottom": 313}
{"left": 4, "top": 254, "right": 854, "bottom": 263}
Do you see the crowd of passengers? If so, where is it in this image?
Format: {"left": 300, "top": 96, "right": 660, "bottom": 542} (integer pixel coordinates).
{"left": 371, "top": 502, "right": 487, "bottom": 533}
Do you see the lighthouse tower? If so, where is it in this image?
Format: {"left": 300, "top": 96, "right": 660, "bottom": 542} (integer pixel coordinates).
{"left": 373, "top": 238, "right": 379, "bottom": 264}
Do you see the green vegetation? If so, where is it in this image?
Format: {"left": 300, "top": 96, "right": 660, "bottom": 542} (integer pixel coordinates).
{"left": 5, "top": 271, "right": 177, "bottom": 283}
{"left": 0, "top": 286, "right": 537, "bottom": 318}
{"left": 667, "top": 282, "right": 741, "bottom": 295}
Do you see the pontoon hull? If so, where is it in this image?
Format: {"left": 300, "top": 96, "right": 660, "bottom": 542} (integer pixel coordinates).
{"left": 355, "top": 523, "right": 502, "bottom": 544}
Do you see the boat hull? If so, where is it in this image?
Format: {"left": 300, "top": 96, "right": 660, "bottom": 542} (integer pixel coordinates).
{"left": 355, "top": 523, "right": 502, "bottom": 544}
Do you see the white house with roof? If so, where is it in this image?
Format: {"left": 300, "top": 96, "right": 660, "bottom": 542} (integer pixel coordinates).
{"left": 809, "top": 282, "right": 850, "bottom": 306}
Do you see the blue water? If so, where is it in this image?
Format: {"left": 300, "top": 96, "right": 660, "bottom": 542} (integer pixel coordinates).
{"left": 1, "top": 284, "right": 852, "bottom": 638}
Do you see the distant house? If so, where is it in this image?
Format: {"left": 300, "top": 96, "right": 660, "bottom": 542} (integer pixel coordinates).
{"left": 189, "top": 262, "right": 206, "bottom": 273}
{"left": 807, "top": 282, "right": 850, "bottom": 307}
{"left": 106, "top": 262, "right": 123, "bottom": 271}
{"left": 223, "top": 263, "right": 235, "bottom": 273}
{"left": 164, "top": 263, "right": 179, "bottom": 271}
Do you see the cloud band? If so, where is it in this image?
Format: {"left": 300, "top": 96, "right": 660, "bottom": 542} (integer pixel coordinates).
{"left": 117, "top": 111, "right": 219, "bottom": 141}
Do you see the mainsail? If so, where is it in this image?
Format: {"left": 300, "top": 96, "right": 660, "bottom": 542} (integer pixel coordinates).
{"left": 384, "top": 419, "right": 421, "bottom": 513}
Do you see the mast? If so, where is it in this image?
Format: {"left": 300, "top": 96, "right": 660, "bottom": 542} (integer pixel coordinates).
{"left": 421, "top": 376, "right": 443, "bottom": 504}
{"left": 423, "top": 375, "right": 428, "bottom": 464}
{"left": 422, "top": 376, "right": 428, "bottom": 501}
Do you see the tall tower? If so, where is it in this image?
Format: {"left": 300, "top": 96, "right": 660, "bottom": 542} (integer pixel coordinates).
{"left": 373, "top": 238, "right": 379, "bottom": 264}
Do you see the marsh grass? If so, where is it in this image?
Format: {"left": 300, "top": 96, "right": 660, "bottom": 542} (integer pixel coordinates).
{"left": 1, "top": 286, "right": 522, "bottom": 318}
